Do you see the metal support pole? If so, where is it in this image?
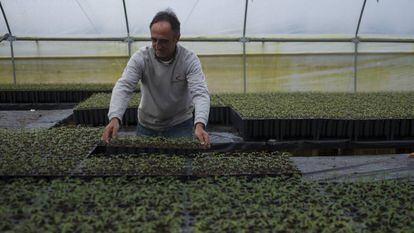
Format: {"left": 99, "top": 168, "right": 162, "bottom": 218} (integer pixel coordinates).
{"left": 353, "top": 38, "right": 359, "bottom": 93}
{"left": 353, "top": 0, "right": 367, "bottom": 93}
{"left": 127, "top": 40, "right": 132, "bottom": 57}
{"left": 242, "top": 0, "right": 249, "bottom": 93}
{"left": 122, "top": 0, "right": 132, "bottom": 57}
{"left": 242, "top": 40, "right": 247, "bottom": 93}
{"left": 1, "top": 1, "right": 17, "bottom": 84}
{"left": 11, "top": 36, "right": 414, "bottom": 43}
{"left": 8, "top": 37, "right": 16, "bottom": 84}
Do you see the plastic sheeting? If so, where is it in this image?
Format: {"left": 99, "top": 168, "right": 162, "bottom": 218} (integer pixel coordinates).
{"left": 0, "top": 16, "right": 7, "bottom": 35}
{"left": 1, "top": 0, "right": 414, "bottom": 92}
{"left": 126, "top": 0, "right": 245, "bottom": 37}
{"left": 2, "top": 41, "right": 128, "bottom": 57}
{"left": 359, "top": 0, "right": 414, "bottom": 37}
{"left": 246, "top": 0, "right": 362, "bottom": 36}
{"left": 1, "top": 0, "right": 126, "bottom": 37}
{"left": 0, "top": 0, "right": 413, "bottom": 38}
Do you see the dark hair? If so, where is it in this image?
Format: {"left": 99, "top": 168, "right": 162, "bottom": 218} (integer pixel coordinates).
{"left": 150, "top": 9, "right": 181, "bottom": 35}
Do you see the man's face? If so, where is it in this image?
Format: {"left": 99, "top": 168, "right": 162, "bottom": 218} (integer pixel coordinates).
{"left": 150, "top": 21, "right": 179, "bottom": 60}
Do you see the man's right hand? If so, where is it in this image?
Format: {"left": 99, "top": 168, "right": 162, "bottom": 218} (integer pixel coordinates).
{"left": 101, "top": 118, "right": 120, "bottom": 144}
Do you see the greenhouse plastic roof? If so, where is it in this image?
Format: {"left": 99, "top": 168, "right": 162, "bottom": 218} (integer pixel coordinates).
{"left": 0, "top": 0, "right": 413, "bottom": 38}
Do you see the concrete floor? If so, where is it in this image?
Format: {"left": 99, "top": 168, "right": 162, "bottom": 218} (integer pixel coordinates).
{"left": 0, "top": 109, "right": 73, "bottom": 129}
{"left": 292, "top": 154, "right": 414, "bottom": 182}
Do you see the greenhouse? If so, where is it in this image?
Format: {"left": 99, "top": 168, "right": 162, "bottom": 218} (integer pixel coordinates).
{"left": 0, "top": 0, "right": 413, "bottom": 232}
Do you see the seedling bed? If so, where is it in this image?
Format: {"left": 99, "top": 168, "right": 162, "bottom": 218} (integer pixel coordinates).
{"left": 1, "top": 177, "right": 412, "bottom": 232}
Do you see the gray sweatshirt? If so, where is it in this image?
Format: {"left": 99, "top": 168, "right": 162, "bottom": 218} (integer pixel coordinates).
{"left": 108, "top": 44, "right": 210, "bottom": 131}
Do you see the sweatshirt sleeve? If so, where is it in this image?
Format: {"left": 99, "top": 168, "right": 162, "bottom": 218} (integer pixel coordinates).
{"left": 186, "top": 53, "right": 210, "bottom": 127}
{"left": 107, "top": 52, "right": 143, "bottom": 123}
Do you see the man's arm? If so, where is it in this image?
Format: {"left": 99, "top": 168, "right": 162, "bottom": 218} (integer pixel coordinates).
{"left": 102, "top": 52, "right": 143, "bottom": 143}
{"left": 186, "top": 53, "right": 210, "bottom": 147}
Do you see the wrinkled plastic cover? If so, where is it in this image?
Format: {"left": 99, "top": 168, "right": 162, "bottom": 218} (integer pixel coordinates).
{"left": 246, "top": 0, "right": 361, "bottom": 36}
{"left": 126, "top": 0, "right": 244, "bottom": 37}
{"left": 359, "top": 0, "right": 414, "bottom": 37}
{"left": 0, "top": 16, "right": 7, "bottom": 35}
{"left": 0, "top": 0, "right": 413, "bottom": 37}
{"left": 1, "top": 0, "right": 126, "bottom": 37}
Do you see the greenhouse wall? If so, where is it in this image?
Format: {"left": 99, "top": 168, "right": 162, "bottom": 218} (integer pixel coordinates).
{"left": 1, "top": 0, "right": 413, "bottom": 92}
{"left": 1, "top": 41, "right": 413, "bottom": 92}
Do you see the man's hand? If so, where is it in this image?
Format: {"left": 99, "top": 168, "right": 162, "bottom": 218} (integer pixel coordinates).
{"left": 101, "top": 118, "right": 120, "bottom": 144}
{"left": 194, "top": 122, "right": 210, "bottom": 148}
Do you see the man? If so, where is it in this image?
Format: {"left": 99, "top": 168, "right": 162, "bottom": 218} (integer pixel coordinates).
{"left": 101, "top": 9, "right": 210, "bottom": 147}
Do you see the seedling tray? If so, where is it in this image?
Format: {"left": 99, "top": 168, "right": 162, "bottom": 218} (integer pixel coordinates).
{"left": 0, "top": 90, "right": 112, "bottom": 103}
{"left": 230, "top": 109, "right": 414, "bottom": 141}
{"left": 0, "top": 103, "right": 77, "bottom": 110}
{"left": 209, "top": 106, "right": 231, "bottom": 125}
{"left": 72, "top": 155, "right": 299, "bottom": 178}
{"left": 0, "top": 141, "right": 299, "bottom": 178}
{"left": 73, "top": 107, "right": 137, "bottom": 126}
{"left": 92, "top": 145, "right": 199, "bottom": 156}
{"left": 90, "top": 141, "right": 273, "bottom": 156}
{"left": 90, "top": 139, "right": 414, "bottom": 157}
{"left": 73, "top": 106, "right": 231, "bottom": 126}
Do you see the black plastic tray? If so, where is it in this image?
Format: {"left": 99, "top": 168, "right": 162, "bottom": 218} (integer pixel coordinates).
{"left": 230, "top": 109, "right": 414, "bottom": 141}
{"left": 73, "top": 106, "right": 232, "bottom": 126}
{"left": 209, "top": 106, "right": 231, "bottom": 125}
{"left": 0, "top": 90, "right": 113, "bottom": 103}
{"left": 73, "top": 108, "right": 137, "bottom": 126}
{"left": 0, "top": 103, "right": 77, "bottom": 110}
{"left": 90, "top": 139, "right": 414, "bottom": 157}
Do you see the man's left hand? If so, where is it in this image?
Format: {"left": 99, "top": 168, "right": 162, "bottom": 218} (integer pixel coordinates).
{"left": 194, "top": 122, "right": 210, "bottom": 148}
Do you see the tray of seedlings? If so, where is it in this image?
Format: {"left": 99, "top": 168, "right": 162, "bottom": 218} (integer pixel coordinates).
{"left": 190, "top": 151, "right": 300, "bottom": 177}
{"left": 82, "top": 136, "right": 300, "bottom": 178}
{"left": 76, "top": 151, "right": 299, "bottom": 178}
{"left": 92, "top": 136, "right": 202, "bottom": 156}
{"left": 0, "top": 83, "right": 139, "bottom": 111}
{"left": 73, "top": 93, "right": 140, "bottom": 126}
{"left": 220, "top": 92, "right": 414, "bottom": 141}
{"left": 0, "top": 127, "right": 102, "bottom": 178}
{"left": 73, "top": 93, "right": 232, "bottom": 126}
{"left": 0, "top": 128, "right": 300, "bottom": 178}
{"left": 91, "top": 136, "right": 309, "bottom": 156}
{"left": 0, "top": 83, "right": 122, "bottom": 104}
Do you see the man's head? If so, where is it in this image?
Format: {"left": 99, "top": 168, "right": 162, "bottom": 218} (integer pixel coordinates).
{"left": 150, "top": 9, "right": 180, "bottom": 61}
